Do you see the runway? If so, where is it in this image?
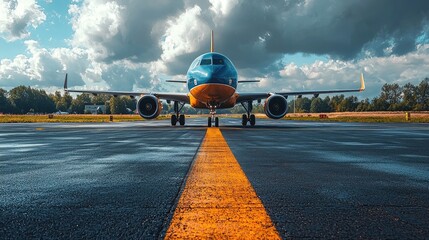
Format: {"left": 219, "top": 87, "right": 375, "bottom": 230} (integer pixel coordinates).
{"left": 1, "top": 118, "right": 429, "bottom": 239}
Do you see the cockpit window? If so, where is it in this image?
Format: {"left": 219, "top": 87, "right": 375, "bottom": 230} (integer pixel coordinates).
{"left": 213, "top": 58, "right": 224, "bottom": 65}
{"left": 200, "top": 59, "right": 211, "bottom": 65}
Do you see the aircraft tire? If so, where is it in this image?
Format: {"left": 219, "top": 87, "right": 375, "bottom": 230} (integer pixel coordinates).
{"left": 250, "top": 114, "right": 256, "bottom": 126}
{"left": 179, "top": 114, "right": 185, "bottom": 126}
{"left": 215, "top": 117, "right": 219, "bottom": 127}
{"left": 241, "top": 114, "right": 247, "bottom": 126}
{"left": 208, "top": 117, "right": 212, "bottom": 127}
{"left": 171, "top": 115, "right": 177, "bottom": 126}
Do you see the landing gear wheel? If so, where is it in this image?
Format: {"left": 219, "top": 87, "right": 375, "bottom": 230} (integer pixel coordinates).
{"left": 171, "top": 115, "right": 177, "bottom": 126}
{"left": 215, "top": 117, "right": 219, "bottom": 127}
{"left": 250, "top": 114, "right": 256, "bottom": 126}
{"left": 241, "top": 114, "right": 248, "bottom": 126}
{"left": 208, "top": 117, "right": 212, "bottom": 127}
{"left": 179, "top": 114, "right": 185, "bottom": 126}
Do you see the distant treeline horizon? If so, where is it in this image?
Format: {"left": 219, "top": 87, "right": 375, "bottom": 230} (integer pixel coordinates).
{"left": 1, "top": 78, "right": 428, "bottom": 115}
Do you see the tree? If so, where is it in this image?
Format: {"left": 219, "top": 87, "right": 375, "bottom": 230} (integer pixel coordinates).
{"left": 9, "top": 86, "right": 55, "bottom": 113}
{"left": 9, "top": 86, "right": 34, "bottom": 114}
{"left": 371, "top": 96, "right": 389, "bottom": 111}
{"left": 92, "top": 94, "right": 111, "bottom": 105}
{"left": 415, "top": 78, "right": 429, "bottom": 111}
{"left": 70, "top": 94, "right": 91, "bottom": 113}
{"left": 122, "top": 97, "right": 137, "bottom": 113}
{"left": 295, "top": 97, "right": 311, "bottom": 113}
{"left": 339, "top": 96, "right": 358, "bottom": 112}
{"left": 0, "top": 89, "right": 12, "bottom": 113}
{"left": 310, "top": 97, "right": 324, "bottom": 113}
{"left": 400, "top": 83, "right": 417, "bottom": 110}
{"left": 322, "top": 96, "right": 332, "bottom": 112}
{"left": 51, "top": 91, "right": 72, "bottom": 112}
{"left": 62, "top": 93, "right": 73, "bottom": 111}
{"left": 356, "top": 98, "right": 371, "bottom": 112}
{"left": 110, "top": 97, "right": 127, "bottom": 114}
{"left": 329, "top": 95, "right": 345, "bottom": 112}
{"left": 34, "top": 89, "right": 56, "bottom": 113}
{"left": 380, "top": 83, "right": 402, "bottom": 110}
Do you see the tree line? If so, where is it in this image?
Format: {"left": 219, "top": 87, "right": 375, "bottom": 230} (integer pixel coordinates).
{"left": 0, "top": 78, "right": 428, "bottom": 114}
{"left": 0, "top": 87, "right": 136, "bottom": 114}
{"left": 286, "top": 78, "right": 429, "bottom": 113}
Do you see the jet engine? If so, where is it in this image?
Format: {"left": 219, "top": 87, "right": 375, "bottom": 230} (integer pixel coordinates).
{"left": 264, "top": 95, "right": 288, "bottom": 119}
{"left": 137, "top": 95, "right": 162, "bottom": 119}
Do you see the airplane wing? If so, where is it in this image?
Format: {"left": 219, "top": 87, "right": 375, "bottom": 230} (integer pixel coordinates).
{"left": 63, "top": 74, "right": 190, "bottom": 104}
{"left": 165, "top": 80, "right": 187, "bottom": 83}
{"left": 236, "top": 73, "right": 365, "bottom": 103}
{"left": 238, "top": 80, "right": 260, "bottom": 83}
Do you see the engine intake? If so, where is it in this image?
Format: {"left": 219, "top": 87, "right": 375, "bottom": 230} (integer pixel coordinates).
{"left": 264, "top": 95, "right": 288, "bottom": 119}
{"left": 137, "top": 95, "right": 162, "bottom": 119}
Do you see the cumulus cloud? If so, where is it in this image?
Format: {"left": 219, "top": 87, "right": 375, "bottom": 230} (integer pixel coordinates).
{"left": 209, "top": 0, "right": 239, "bottom": 17}
{"left": 0, "top": 0, "right": 46, "bottom": 41}
{"left": 69, "top": 0, "right": 185, "bottom": 63}
{"left": 0, "top": 40, "right": 86, "bottom": 88}
{"left": 1, "top": 0, "right": 429, "bottom": 99}
{"left": 246, "top": 44, "right": 429, "bottom": 99}
{"left": 213, "top": 0, "right": 429, "bottom": 69}
{"left": 65, "top": 0, "right": 429, "bottom": 75}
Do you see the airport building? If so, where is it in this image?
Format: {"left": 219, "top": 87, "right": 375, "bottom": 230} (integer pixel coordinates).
{"left": 84, "top": 105, "right": 106, "bottom": 114}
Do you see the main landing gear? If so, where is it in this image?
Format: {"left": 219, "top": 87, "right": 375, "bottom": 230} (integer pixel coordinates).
{"left": 171, "top": 101, "right": 186, "bottom": 126}
{"left": 207, "top": 106, "right": 219, "bottom": 127}
{"left": 241, "top": 101, "right": 256, "bottom": 127}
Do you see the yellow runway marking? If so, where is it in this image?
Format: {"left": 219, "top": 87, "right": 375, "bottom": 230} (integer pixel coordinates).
{"left": 165, "top": 128, "right": 280, "bottom": 239}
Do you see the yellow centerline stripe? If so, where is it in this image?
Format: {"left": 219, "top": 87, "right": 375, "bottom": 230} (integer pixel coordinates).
{"left": 165, "top": 128, "right": 281, "bottom": 239}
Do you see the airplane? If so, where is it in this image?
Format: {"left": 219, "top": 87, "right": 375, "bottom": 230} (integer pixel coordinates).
{"left": 64, "top": 31, "right": 365, "bottom": 127}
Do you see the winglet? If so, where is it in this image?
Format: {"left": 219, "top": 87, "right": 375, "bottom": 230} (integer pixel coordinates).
{"left": 210, "top": 30, "right": 214, "bottom": 52}
{"left": 64, "top": 73, "right": 68, "bottom": 91}
{"left": 360, "top": 73, "right": 365, "bottom": 91}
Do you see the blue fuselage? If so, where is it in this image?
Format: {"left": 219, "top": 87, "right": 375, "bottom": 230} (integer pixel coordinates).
{"left": 186, "top": 52, "right": 238, "bottom": 109}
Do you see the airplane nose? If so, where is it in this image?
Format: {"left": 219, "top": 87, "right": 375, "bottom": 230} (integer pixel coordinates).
{"left": 205, "top": 66, "right": 224, "bottom": 80}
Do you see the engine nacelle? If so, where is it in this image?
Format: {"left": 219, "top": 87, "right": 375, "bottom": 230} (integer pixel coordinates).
{"left": 137, "top": 95, "right": 162, "bottom": 119}
{"left": 264, "top": 95, "right": 288, "bottom": 119}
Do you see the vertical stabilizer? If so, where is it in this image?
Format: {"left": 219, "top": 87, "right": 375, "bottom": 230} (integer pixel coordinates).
{"left": 210, "top": 30, "right": 214, "bottom": 52}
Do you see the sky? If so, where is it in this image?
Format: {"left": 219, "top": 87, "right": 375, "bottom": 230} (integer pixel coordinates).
{"left": 0, "top": 0, "right": 428, "bottom": 99}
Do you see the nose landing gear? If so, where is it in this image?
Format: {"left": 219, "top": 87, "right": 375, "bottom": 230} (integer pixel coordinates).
{"left": 207, "top": 105, "right": 219, "bottom": 127}
{"left": 241, "top": 101, "right": 256, "bottom": 127}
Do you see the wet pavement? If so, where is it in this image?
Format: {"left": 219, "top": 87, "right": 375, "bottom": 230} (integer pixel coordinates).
{"left": 0, "top": 122, "right": 206, "bottom": 239}
{"left": 222, "top": 121, "right": 429, "bottom": 239}
{"left": 1, "top": 118, "right": 429, "bottom": 239}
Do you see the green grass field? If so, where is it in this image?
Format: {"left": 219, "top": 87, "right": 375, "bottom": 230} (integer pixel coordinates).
{"left": 0, "top": 114, "right": 166, "bottom": 123}
{"left": 284, "top": 116, "right": 429, "bottom": 123}
{"left": 283, "top": 112, "right": 429, "bottom": 123}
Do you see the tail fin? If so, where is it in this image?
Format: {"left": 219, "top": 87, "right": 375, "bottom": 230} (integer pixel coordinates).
{"left": 210, "top": 30, "right": 214, "bottom": 52}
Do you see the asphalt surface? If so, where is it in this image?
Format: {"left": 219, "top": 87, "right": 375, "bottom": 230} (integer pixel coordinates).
{"left": 1, "top": 118, "right": 429, "bottom": 239}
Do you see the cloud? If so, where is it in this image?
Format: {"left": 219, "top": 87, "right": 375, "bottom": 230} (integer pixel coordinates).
{"left": 68, "top": 0, "right": 185, "bottom": 63}
{"left": 65, "top": 0, "right": 429, "bottom": 75}
{"left": 243, "top": 44, "right": 429, "bottom": 99}
{"left": 1, "top": 0, "right": 429, "bottom": 99}
{"left": 0, "top": 0, "right": 46, "bottom": 41}
{"left": 212, "top": 0, "right": 429, "bottom": 69}
{"left": 0, "top": 40, "right": 87, "bottom": 88}
{"left": 209, "top": 0, "right": 239, "bottom": 16}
